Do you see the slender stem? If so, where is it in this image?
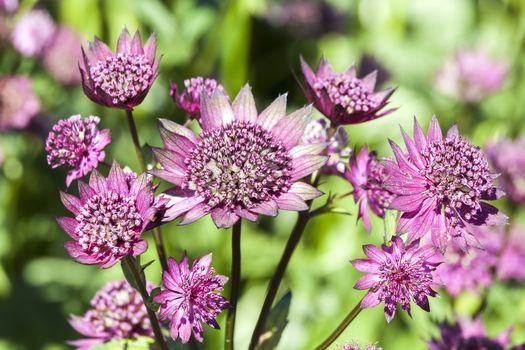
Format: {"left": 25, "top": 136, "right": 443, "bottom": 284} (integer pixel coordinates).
{"left": 124, "top": 109, "right": 168, "bottom": 272}
{"left": 225, "top": 220, "right": 242, "bottom": 350}
{"left": 249, "top": 210, "right": 311, "bottom": 349}
{"left": 123, "top": 256, "right": 169, "bottom": 350}
{"left": 314, "top": 298, "right": 364, "bottom": 350}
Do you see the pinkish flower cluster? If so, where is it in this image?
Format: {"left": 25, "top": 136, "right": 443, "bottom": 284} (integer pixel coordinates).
{"left": 170, "top": 77, "right": 226, "bottom": 118}
{"left": 496, "top": 226, "right": 525, "bottom": 282}
{"left": 11, "top": 9, "right": 56, "bottom": 57}
{"left": 69, "top": 280, "right": 155, "bottom": 349}
{"left": 154, "top": 253, "right": 229, "bottom": 343}
{"left": 0, "top": 76, "right": 40, "bottom": 131}
{"left": 0, "top": 0, "right": 17, "bottom": 13}
{"left": 46, "top": 115, "right": 111, "bottom": 187}
{"left": 42, "top": 26, "right": 83, "bottom": 85}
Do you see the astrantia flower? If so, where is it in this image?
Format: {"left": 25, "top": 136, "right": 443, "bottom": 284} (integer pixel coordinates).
{"left": 69, "top": 280, "right": 154, "bottom": 350}
{"left": 344, "top": 146, "right": 393, "bottom": 232}
{"left": 79, "top": 28, "right": 159, "bottom": 110}
{"left": 0, "top": 0, "right": 18, "bottom": 13}
{"left": 0, "top": 76, "right": 40, "bottom": 131}
{"left": 42, "top": 26, "right": 83, "bottom": 85}
{"left": 300, "top": 56, "right": 395, "bottom": 126}
{"left": 153, "top": 253, "right": 229, "bottom": 343}
{"left": 351, "top": 236, "right": 440, "bottom": 322}
{"left": 301, "top": 118, "right": 351, "bottom": 175}
{"left": 486, "top": 138, "right": 525, "bottom": 204}
{"left": 170, "top": 77, "right": 226, "bottom": 118}
{"left": 58, "top": 162, "right": 155, "bottom": 268}
{"left": 385, "top": 116, "right": 506, "bottom": 251}
{"left": 11, "top": 9, "right": 56, "bottom": 57}
{"left": 152, "top": 85, "right": 326, "bottom": 228}
{"left": 435, "top": 49, "right": 507, "bottom": 103}
{"left": 46, "top": 115, "right": 111, "bottom": 187}
{"left": 497, "top": 226, "right": 525, "bottom": 282}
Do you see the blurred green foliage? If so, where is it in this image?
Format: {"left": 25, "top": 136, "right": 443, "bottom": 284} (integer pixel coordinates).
{"left": 1, "top": 0, "right": 525, "bottom": 349}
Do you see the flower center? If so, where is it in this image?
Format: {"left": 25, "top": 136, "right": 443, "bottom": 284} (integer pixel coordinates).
{"left": 184, "top": 121, "right": 293, "bottom": 210}
{"left": 90, "top": 53, "right": 153, "bottom": 104}
{"left": 379, "top": 260, "right": 433, "bottom": 305}
{"left": 313, "top": 75, "right": 378, "bottom": 113}
{"left": 421, "top": 136, "right": 492, "bottom": 221}
{"left": 75, "top": 192, "right": 143, "bottom": 256}
{"left": 184, "top": 77, "right": 222, "bottom": 101}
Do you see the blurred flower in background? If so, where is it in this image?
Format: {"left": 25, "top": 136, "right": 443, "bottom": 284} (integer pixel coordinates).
{"left": 0, "top": 75, "right": 40, "bottom": 131}
{"left": 0, "top": 0, "right": 18, "bottom": 14}
{"left": 42, "top": 26, "right": 83, "bottom": 85}
{"left": 11, "top": 9, "right": 56, "bottom": 57}
{"left": 497, "top": 226, "right": 525, "bottom": 282}
{"left": 170, "top": 77, "right": 226, "bottom": 118}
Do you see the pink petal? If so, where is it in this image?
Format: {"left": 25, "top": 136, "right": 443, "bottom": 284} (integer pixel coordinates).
{"left": 60, "top": 192, "right": 82, "bottom": 215}
{"left": 362, "top": 70, "right": 377, "bottom": 90}
{"left": 361, "top": 291, "right": 381, "bottom": 308}
{"left": 151, "top": 147, "right": 187, "bottom": 175}
{"left": 257, "top": 93, "right": 287, "bottom": 131}
{"left": 275, "top": 193, "right": 309, "bottom": 211}
{"left": 200, "top": 89, "right": 234, "bottom": 131}
{"left": 116, "top": 27, "right": 132, "bottom": 54}
{"left": 446, "top": 124, "right": 459, "bottom": 138}
{"left": 158, "top": 118, "right": 199, "bottom": 145}
{"left": 232, "top": 84, "right": 257, "bottom": 123}
{"left": 354, "top": 274, "right": 380, "bottom": 290}
{"left": 107, "top": 161, "right": 128, "bottom": 194}
{"left": 251, "top": 199, "right": 278, "bottom": 216}
{"left": 289, "top": 143, "right": 326, "bottom": 157}
{"left": 160, "top": 191, "right": 205, "bottom": 222}
{"left": 427, "top": 115, "right": 443, "bottom": 143}
{"left": 363, "top": 244, "right": 387, "bottom": 262}
{"left": 143, "top": 33, "right": 157, "bottom": 64}
{"left": 400, "top": 126, "right": 425, "bottom": 169}
{"left": 149, "top": 168, "right": 186, "bottom": 186}
{"left": 88, "top": 169, "right": 108, "bottom": 193}
{"left": 351, "top": 259, "right": 380, "bottom": 273}
{"left": 300, "top": 55, "right": 317, "bottom": 86}
{"left": 290, "top": 155, "right": 328, "bottom": 181}
{"left": 271, "top": 105, "right": 312, "bottom": 148}
{"left": 288, "top": 182, "right": 323, "bottom": 200}
{"left": 179, "top": 203, "right": 210, "bottom": 225}
{"left": 57, "top": 217, "right": 79, "bottom": 239}
{"left": 412, "top": 117, "right": 427, "bottom": 150}
{"left": 211, "top": 207, "right": 240, "bottom": 228}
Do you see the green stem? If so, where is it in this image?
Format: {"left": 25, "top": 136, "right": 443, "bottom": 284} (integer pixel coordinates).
{"left": 225, "top": 220, "right": 242, "bottom": 350}
{"left": 314, "top": 299, "right": 364, "bottom": 350}
{"left": 123, "top": 256, "right": 169, "bottom": 350}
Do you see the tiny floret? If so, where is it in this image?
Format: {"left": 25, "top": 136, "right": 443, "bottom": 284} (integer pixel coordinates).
{"left": 170, "top": 77, "right": 227, "bottom": 118}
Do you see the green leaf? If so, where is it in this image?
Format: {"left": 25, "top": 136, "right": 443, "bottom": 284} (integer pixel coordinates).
{"left": 121, "top": 258, "right": 139, "bottom": 291}
{"left": 256, "top": 291, "right": 292, "bottom": 350}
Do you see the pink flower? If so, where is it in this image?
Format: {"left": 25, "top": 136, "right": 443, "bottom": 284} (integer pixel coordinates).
{"left": 0, "top": 76, "right": 40, "bottom": 131}
{"left": 42, "top": 26, "right": 83, "bottom": 85}
{"left": 11, "top": 9, "right": 56, "bottom": 57}
{"left": 351, "top": 236, "right": 440, "bottom": 322}
{"left": 300, "top": 56, "right": 395, "bottom": 126}
{"left": 153, "top": 253, "right": 229, "bottom": 343}
{"left": 69, "top": 280, "right": 155, "bottom": 349}
{"left": 344, "top": 146, "right": 393, "bottom": 232}
{"left": 79, "top": 28, "right": 160, "bottom": 110}
{"left": 385, "top": 116, "right": 506, "bottom": 251}
{"left": 170, "top": 77, "right": 227, "bottom": 118}
{"left": 58, "top": 162, "right": 156, "bottom": 268}
{"left": 435, "top": 49, "right": 507, "bottom": 103}
{"left": 46, "top": 115, "right": 111, "bottom": 187}
{"left": 497, "top": 226, "right": 525, "bottom": 282}
{"left": 0, "top": 0, "right": 18, "bottom": 13}
{"left": 152, "top": 85, "right": 326, "bottom": 228}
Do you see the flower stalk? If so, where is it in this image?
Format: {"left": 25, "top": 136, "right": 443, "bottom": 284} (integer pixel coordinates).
{"left": 225, "top": 220, "right": 242, "bottom": 350}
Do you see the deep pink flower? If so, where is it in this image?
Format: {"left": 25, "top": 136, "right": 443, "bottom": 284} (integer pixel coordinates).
{"left": 46, "top": 115, "right": 111, "bottom": 187}
{"left": 497, "top": 226, "right": 525, "bottom": 282}
{"left": 69, "top": 280, "right": 155, "bottom": 349}
{"left": 300, "top": 56, "right": 395, "bottom": 126}
{"left": 58, "top": 162, "right": 155, "bottom": 268}
{"left": 351, "top": 236, "right": 440, "bottom": 322}
{"left": 79, "top": 28, "right": 160, "bottom": 110}
{"left": 385, "top": 116, "right": 506, "bottom": 251}
{"left": 42, "top": 26, "right": 83, "bottom": 85}
{"left": 152, "top": 85, "right": 326, "bottom": 228}
{"left": 11, "top": 9, "right": 56, "bottom": 57}
{"left": 153, "top": 253, "right": 229, "bottom": 343}
{"left": 0, "top": 76, "right": 40, "bottom": 131}
{"left": 170, "top": 77, "right": 226, "bottom": 118}
{"left": 435, "top": 49, "right": 507, "bottom": 103}
{"left": 344, "top": 146, "right": 393, "bottom": 232}
{"left": 301, "top": 118, "right": 351, "bottom": 175}
{"left": 486, "top": 138, "right": 525, "bottom": 204}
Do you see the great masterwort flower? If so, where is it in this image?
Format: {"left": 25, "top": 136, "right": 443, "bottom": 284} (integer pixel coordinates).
{"left": 344, "top": 146, "right": 393, "bottom": 232}
{"left": 385, "top": 116, "right": 506, "bottom": 251}
{"left": 11, "top": 9, "right": 56, "bottom": 57}
{"left": 69, "top": 280, "right": 155, "bottom": 350}
{"left": 351, "top": 236, "right": 440, "bottom": 322}
{"left": 153, "top": 253, "right": 229, "bottom": 343}
{"left": 152, "top": 85, "right": 326, "bottom": 228}
{"left": 170, "top": 77, "right": 227, "bottom": 118}
{"left": 79, "top": 28, "right": 159, "bottom": 110}
{"left": 0, "top": 76, "right": 40, "bottom": 131}
{"left": 46, "top": 115, "right": 111, "bottom": 187}
{"left": 300, "top": 56, "right": 395, "bottom": 126}
{"left": 58, "top": 162, "right": 155, "bottom": 268}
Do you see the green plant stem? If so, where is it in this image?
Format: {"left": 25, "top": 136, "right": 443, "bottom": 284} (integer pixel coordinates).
{"left": 225, "top": 220, "right": 242, "bottom": 350}
{"left": 314, "top": 299, "right": 364, "bottom": 350}
{"left": 124, "top": 109, "right": 168, "bottom": 272}
{"left": 123, "top": 256, "right": 168, "bottom": 350}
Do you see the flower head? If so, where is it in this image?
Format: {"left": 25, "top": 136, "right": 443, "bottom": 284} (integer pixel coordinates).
{"left": 170, "top": 77, "right": 226, "bottom": 118}
{"left": 69, "top": 280, "right": 154, "bottom": 349}
{"left": 497, "top": 226, "right": 525, "bottom": 282}
{"left": 46, "top": 115, "right": 111, "bottom": 187}
{"left": 79, "top": 28, "right": 159, "bottom": 110}
{"left": 0, "top": 0, "right": 18, "bottom": 13}
{"left": 486, "top": 138, "right": 525, "bottom": 204}
{"left": 300, "top": 56, "right": 395, "bottom": 126}
{"left": 11, "top": 9, "right": 56, "bottom": 57}
{"left": 301, "top": 118, "right": 351, "bottom": 175}
{"left": 0, "top": 76, "right": 40, "bottom": 131}
{"left": 58, "top": 162, "right": 155, "bottom": 268}
{"left": 43, "top": 26, "right": 83, "bottom": 85}
{"left": 385, "top": 116, "right": 506, "bottom": 251}
{"left": 351, "top": 236, "right": 440, "bottom": 322}
{"left": 344, "top": 146, "right": 393, "bottom": 232}
{"left": 152, "top": 85, "right": 326, "bottom": 228}
{"left": 154, "top": 253, "right": 229, "bottom": 343}
{"left": 435, "top": 49, "right": 507, "bottom": 103}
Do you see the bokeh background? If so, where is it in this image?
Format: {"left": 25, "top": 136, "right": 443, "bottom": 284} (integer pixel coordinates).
{"left": 1, "top": 0, "right": 525, "bottom": 349}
